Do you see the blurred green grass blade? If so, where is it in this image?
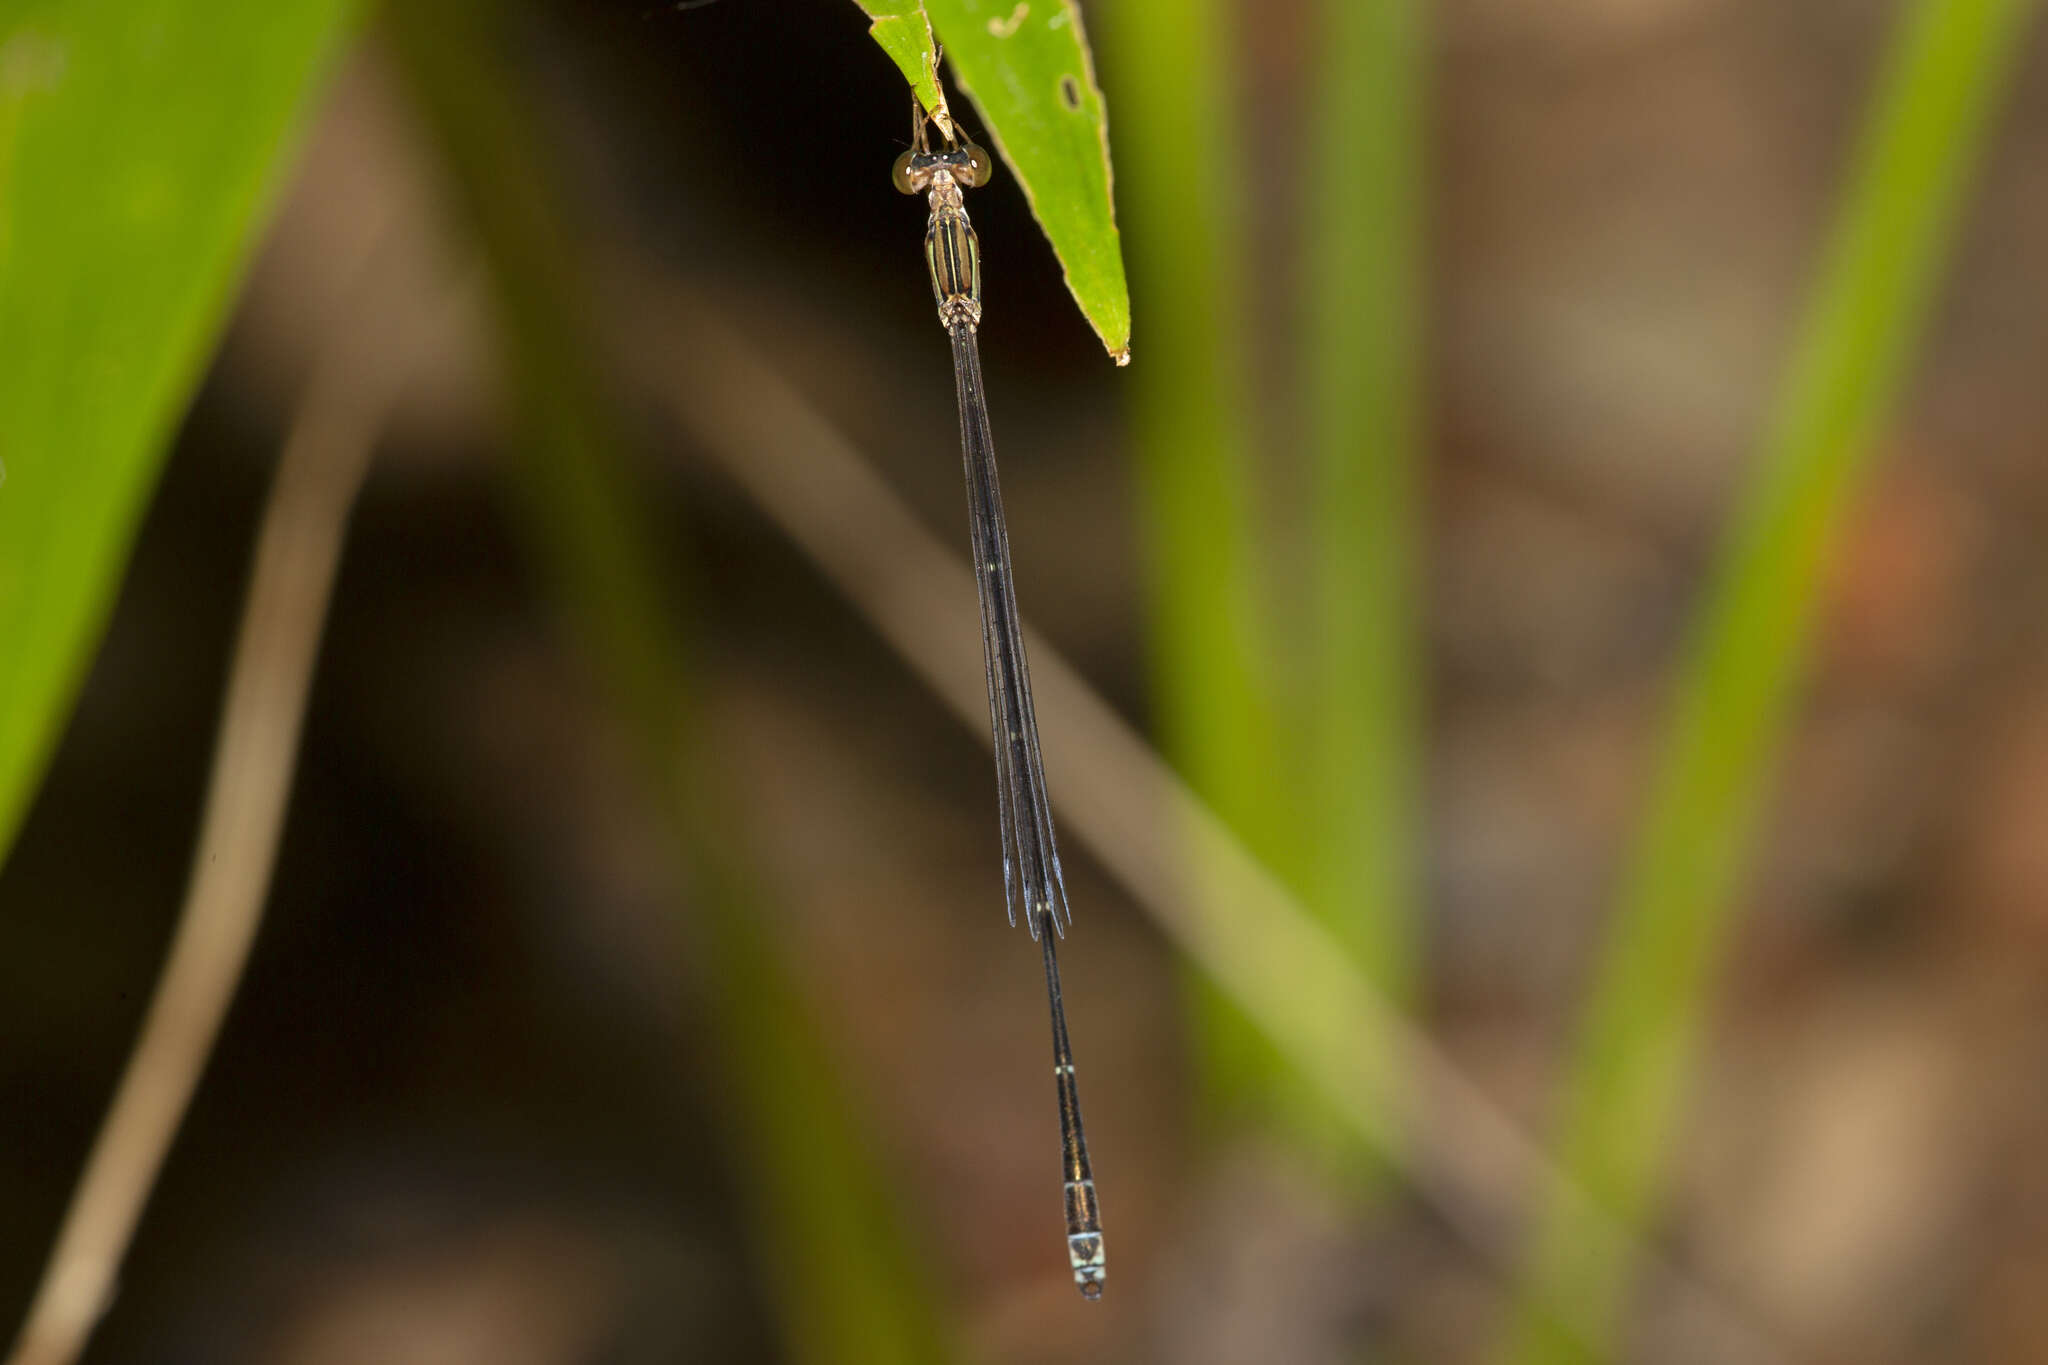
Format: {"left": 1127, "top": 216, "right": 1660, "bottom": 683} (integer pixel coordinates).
{"left": 1305, "top": 0, "right": 1427, "bottom": 1167}
{"left": 1091, "top": 0, "right": 1296, "bottom": 1115}
{"left": 913, "top": 0, "right": 1130, "bottom": 360}
{"left": 849, "top": 1, "right": 947, "bottom": 127}
{"left": 0, "top": 0, "right": 358, "bottom": 870}
{"left": 1504, "top": 1, "right": 2039, "bottom": 1359}
{"left": 382, "top": 7, "right": 952, "bottom": 1362}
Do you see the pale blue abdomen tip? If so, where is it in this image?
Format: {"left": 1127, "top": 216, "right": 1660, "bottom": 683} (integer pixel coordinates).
{"left": 1069, "top": 1232, "right": 1106, "bottom": 1299}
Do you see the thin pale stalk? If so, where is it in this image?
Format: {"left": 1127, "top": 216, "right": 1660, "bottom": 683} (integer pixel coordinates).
{"left": 5, "top": 230, "right": 436, "bottom": 1365}
{"left": 639, "top": 298, "right": 1798, "bottom": 1365}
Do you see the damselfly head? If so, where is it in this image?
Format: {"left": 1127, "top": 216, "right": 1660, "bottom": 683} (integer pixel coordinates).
{"left": 896, "top": 98, "right": 992, "bottom": 195}
{"left": 892, "top": 140, "right": 992, "bottom": 196}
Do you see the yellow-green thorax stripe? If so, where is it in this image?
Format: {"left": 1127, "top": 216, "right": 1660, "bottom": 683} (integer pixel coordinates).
{"left": 925, "top": 201, "right": 981, "bottom": 329}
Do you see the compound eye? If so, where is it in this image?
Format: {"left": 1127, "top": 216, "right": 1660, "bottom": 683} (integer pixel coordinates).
{"left": 891, "top": 149, "right": 920, "bottom": 195}
{"left": 963, "top": 141, "right": 994, "bottom": 188}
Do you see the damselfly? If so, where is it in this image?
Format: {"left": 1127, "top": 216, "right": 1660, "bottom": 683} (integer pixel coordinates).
{"left": 893, "top": 99, "right": 1106, "bottom": 1301}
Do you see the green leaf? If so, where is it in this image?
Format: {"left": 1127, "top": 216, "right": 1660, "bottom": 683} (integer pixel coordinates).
{"left": 861, "top": 0, "right": 1131, "bottom": 360}
{"left": 0, "top": 0, "right": 359, "bottom": 868}
{"left": 848, "top": 0, "right": 950, "bottom": 136}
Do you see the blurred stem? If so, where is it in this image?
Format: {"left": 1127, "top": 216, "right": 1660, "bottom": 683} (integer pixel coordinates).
{"left": 1305, "top": 0, "right": 1427, "bottom": 1177}
{"left": 380, "top": 7, "right": 951, "bottom": 1363}
{"left": 1098, "top": 0, "right": 1296, "bottom": 1123}
{"left": 1501, "top": 1, "right": 2038, "bottom": 1360}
